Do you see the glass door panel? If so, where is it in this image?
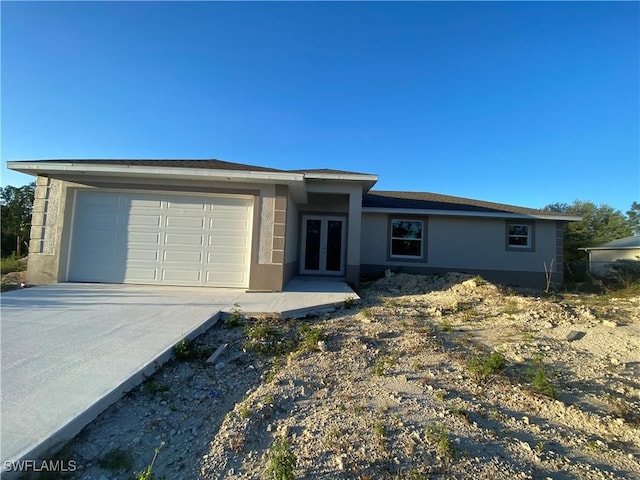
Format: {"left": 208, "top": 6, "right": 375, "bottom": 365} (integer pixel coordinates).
{"left": 300, "top": 216, "right": 345, "bottom": 275}
{"left": 304, "top": 219, "right": 322, "bottom": 271}
{"left": 325, "top": 220, "right": 343, "bottom": 272}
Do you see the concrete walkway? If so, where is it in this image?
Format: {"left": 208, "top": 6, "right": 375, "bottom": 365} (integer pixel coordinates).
{"left": 1, "top": 280, "right": 356, "bottom": 470}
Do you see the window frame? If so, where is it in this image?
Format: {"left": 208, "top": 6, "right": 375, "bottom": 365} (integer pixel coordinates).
{"left": 388, "top": 217, "right": 426, "bottom": 261}
{"left": 505, "top": 221, "right": 535, "bottom": 252}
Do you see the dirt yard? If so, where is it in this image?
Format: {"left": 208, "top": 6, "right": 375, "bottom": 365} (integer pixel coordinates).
{"left": 60, "top": 273, "right": 639, "bottom": 479}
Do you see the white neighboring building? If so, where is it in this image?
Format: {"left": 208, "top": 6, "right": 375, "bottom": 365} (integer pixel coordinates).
{"left": 580, "top": 236, "right": 640, "bottom": 277}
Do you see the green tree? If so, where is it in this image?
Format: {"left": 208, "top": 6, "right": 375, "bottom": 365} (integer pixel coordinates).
{"left": 1, "top": 182, "right": 36, "bottom": 257}
{"left": 544, "top": 200, "right": 634, "bottom": 263}
{"left": 627, "top": 201, "right": 640, "bottom": 236}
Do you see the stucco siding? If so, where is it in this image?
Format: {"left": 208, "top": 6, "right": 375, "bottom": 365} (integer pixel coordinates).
{"left": 361, "top": 212, "right": 560, "bottom": 287}
{"left": 285, "top": 192, "right": 299, "bottom": 264}
{"left": 26, "top": 176, "right": 286, "bottom": 290}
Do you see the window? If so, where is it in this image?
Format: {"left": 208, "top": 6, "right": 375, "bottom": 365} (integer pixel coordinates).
{"left": 390, "top": 219, "right": 423, "bottom": 258}
{"left": 506, "top": 222, "right": 534, "bottom": 251}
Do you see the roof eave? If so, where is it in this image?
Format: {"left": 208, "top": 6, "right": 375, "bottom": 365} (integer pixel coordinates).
{"left": 579, "top": 246, "right": 640, "bottom": 251}
{"left": 7, "top": 160, "right": 305, "bottom": 183}
{"left": 362, "top": 207, "right": 582, "bottom": 221}
{"left": 303, "top": 172, "right": 378, "bottom": 192}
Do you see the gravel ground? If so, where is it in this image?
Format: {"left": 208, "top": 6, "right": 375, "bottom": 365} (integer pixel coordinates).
{"left": 44, "top": 273, "right": 640, "bottom": 480}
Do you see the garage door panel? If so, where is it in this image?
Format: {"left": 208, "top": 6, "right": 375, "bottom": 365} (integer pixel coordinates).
{"left": 128, "top": 249, "right": 159, "bottom": 261}
{"left": 164, "top": 233, "right": 205, "bottom": 246}
{"left": 129, "top": 197, "right": 162, "bottom": 207}
{"left": 129, "top": 232, "right": 160, "bottom": 244}
{"left": 77, "top": 212, "right": 120, "bottom": 228}
{"left": 165, "top": 216, "right": 205, "bottom": 228}
{"left": 209, "top": 235, "right": 250, "bottom": 248}
{"left": 207, "top": 252, "right": 246, "bottom": 264}
{"left": 166, "top": 199, "right": 206, "bottom": 210}
{"left": 125, "top": 268, "right": 158, "bottom": 281}
{"left": 205, "top": 270, "right": 245, "bottom": 284}
{"left": 208, "top": 218, "right": 250, "bottom": 230}
{"left": 81, "top": 193, "right": 120, "bottom": 208}
{"left": 163, "top": 250, "right": 202, "bottom": 263}
{"left": 129, "top": 214, "right": 162, "bottom": 227}
{"left": 69, "top": 190, "right": 252, "bottom": 287}
{"left": 161, "top": 269, "right": 202, "bottom": 282}
{"left": 77, "top": 228, "right": 119, "bottom": 244}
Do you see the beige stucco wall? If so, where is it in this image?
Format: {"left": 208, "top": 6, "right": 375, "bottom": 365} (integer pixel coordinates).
{"left": 285, "top": 192, "right": 299, "bottom": 264}
{"left": 303, "top": 181, "right": 363, "bottom": 285}
{"left": 26, "top": 175, "right": 287, "bottom": 290}
{"left": 360, "top": 212, "right": 559, "bottom": 285}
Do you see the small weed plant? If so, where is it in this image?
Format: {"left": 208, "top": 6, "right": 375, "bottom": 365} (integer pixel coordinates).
{"left": 0, "top": 254, "right": 24, "bottom": 274}
{"left": 263, "top": 438, "right": 296, "bottom": 480}
{"left": 172, "top": 339, "right": 210, "bottom": 361}
{"left": 360, "top": 308, "right": 374, "bottom": 319}
{"left": 372, "top": 358, "right": 385, "bottom": 377}
{"left": 527, "top": 355, "right": 557, "bottom": 398}
{"left": 502, "top": 299, "right": 520, "bottom": 315}
{"left": 440, "top": 320, "right": 453, "bottom": 333}
{"left": 239, "top": 404, "right": 251, "bottom": 419}
{"left": 143, "top": 379, "right": 170, "bottom": 395}
{"left": 425, "top": 425, "right": 455, "bottom": 460}
{"left": 265, "top": 356, "right": 284, "bottom": 383}
{"left": 134, "top": 442, "right": 165, "bottom": 480}
{"left": 372, "top": 355, "right": 395, "bottom": 377}
{"left": 225, "top": 303, "right": 245, "bottom": 328}
{"left": 374, "top": 421, "right": 387, "bottom": 450}
{"left": 298, "top": 323, "right": 326, "bottom": 351}
{"left": 472, "top": 275, "right": 487, "bottom": 286}
{"left": 244, "top": 320, "right": 297, "bottom": 356}
{"left": 468, "top": 351, "right": 506, "bottom": 381}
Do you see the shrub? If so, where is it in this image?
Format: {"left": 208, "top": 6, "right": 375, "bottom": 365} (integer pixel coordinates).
{"left": 607, "top": 259, "right": 640, "bottom": 289}
{"left": 172, "top": 339, "right": 210, "bottom": 360}
{"left": 0, "top": 254, "right": 23, "bottom": 274}
{"left": 264, "top": 438, "right": 296, "bottom": 480}
{"left": 225, "top": 303, "right": 245, "bottom": 328}
{"left": 244, "top": 320, "right": 297, "bottom": 356}
{"left": 425, "top": 425, "right": 455, "bottom": 459}
{"left": 468, "top": 351, "right": 506, "bottom": 381}
{"left": 298, "top": 323, "right": 326, "bottom": 351}
{"left": 472, "top": 275, "right": 487, "bottom": 286}
{"left": 527, "top": 355, "right": 557, "bottom": 398}
{"left": 134, "top": 443, "right": 165, "bottom": 480}
{"left": 372, "top": 359, "right": 385, "bottom": 377}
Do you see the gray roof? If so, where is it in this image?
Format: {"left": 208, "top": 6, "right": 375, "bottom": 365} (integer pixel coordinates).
{"left": 583, "top": 236, "right": 640, "bottom": 250}
{"left": 10, "top": 159, "right": 579, "bottom": 219}
{"left": 18, "top": 158, "right": 286, "bottom": 173}
{"left": 17, "top": 159, "right": 372, "bottom": 176}
{"left": 364, "top": 190, "right": 558, "bottom": 216}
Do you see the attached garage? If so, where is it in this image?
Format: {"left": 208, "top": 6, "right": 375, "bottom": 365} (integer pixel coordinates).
{"left": 67, "top": 190, "right": 253, "bottom": 288}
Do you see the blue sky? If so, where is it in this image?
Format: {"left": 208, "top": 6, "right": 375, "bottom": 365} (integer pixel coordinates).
{"left": 1, "top": 1, "right": 638, "bottom": 212}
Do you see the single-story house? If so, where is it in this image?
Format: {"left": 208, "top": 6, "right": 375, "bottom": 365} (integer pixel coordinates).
{"left": 8, "top": 159, "right": 581, "bottom": 290}
{"left": 579, "top": 236, "right": 640, "bottom": 277}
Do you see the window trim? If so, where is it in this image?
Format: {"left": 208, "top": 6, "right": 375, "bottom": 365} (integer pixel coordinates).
{"left": 505, "top": 220, "right": 535, "bottom": 252}
{"left": 387, "top": 217, "right": 427, "bottom": 262}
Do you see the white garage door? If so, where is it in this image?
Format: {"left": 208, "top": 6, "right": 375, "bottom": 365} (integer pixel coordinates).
{"left": 68, "top": 190, "right": 253, "bottom": 288}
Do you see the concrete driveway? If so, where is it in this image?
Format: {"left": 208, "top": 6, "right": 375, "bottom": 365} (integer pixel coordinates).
{"left": 0, "top": 280, "right": 356, "bottom": 470}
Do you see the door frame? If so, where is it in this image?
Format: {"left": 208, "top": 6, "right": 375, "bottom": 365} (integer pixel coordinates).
{"left": 299, "top": 214, "right": 347, "bottom": 276}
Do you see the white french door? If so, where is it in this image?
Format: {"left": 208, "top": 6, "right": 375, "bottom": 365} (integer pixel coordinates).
{"left": 300, "top": 215, "right": 346, "bottom": 275}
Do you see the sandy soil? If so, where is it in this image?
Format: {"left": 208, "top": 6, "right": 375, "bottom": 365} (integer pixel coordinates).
{"left": 62, "top": 273, "right": 639, "bottom": 480}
